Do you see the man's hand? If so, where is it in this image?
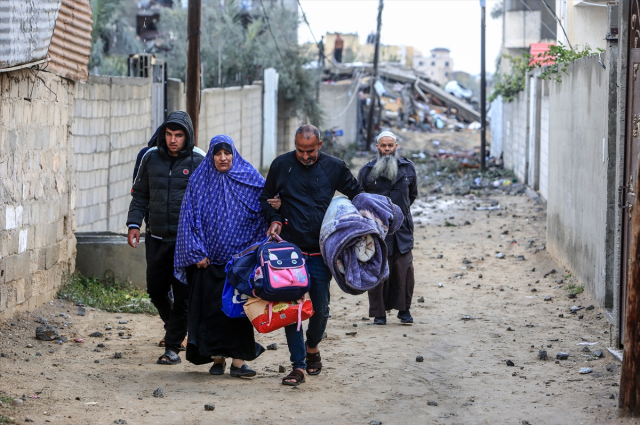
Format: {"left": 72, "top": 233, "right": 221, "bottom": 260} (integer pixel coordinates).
{"left": 267, "top": 194, "right": 281, "bottom": 210}
{"left": 196, "top": 257, "right": 210, "bottom": 269}
{"left": 267, "top": 222, "right": 282, "bottom": 237}
{"left": 127, "top": 228, "right": 141, "bottom": 248}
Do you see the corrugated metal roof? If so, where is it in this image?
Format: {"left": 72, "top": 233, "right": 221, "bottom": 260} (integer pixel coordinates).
{"left": 47, "top": 0, "right": 92, "bottom": 81}
{"left": 0, "top": 0, "right": 62, "bottom": 69}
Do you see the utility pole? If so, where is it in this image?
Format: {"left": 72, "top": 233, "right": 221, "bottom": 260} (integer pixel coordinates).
{"left": 480, "top": 0, "right": 487, "bottom": 171}
{"left": 620, "top": 163, "right": 640, "bottom": 416}
{"left": 186, "top": 0, "right": 202, "bottom": 146}
{"left": 366, "top": 0, "right": 384, "bottom": 147}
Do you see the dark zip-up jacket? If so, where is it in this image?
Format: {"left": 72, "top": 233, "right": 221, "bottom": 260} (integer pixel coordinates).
{"left": 260, "top": 151, "right": 363, "bottom": 253}
{"left": 357, "top": 156, "right": 418, "bottom": 256}
{"left": 126, "top": 111, "right": 205, "bottom": 241}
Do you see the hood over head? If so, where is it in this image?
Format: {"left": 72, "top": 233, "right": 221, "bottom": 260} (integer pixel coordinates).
{"left": 157, "top": 111, "right": 195, "bottom": 157}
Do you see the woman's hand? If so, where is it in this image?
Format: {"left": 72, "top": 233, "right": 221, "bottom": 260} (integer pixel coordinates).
{"left": 267, "top": 222, "right": 282, "bottom": 237}
{"left": 196, "top": 257, "right": 210, "bottom": 268}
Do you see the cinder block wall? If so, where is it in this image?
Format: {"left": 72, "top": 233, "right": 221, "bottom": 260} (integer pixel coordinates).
{"left": 0, "top": 69, "right": 77, "bottom": 318}
{"left": 167, "top": 80, "right": 264, "bottom": 170}
{"left": 73, "top": 76, "right": 152, "bottom": 234}
{"left": 502, "top": 88, "right": 529, "bottom": 185}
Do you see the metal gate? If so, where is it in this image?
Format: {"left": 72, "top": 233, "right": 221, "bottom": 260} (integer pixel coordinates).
{"left": 128, "top": 54, "right": 167, "bottom": 131}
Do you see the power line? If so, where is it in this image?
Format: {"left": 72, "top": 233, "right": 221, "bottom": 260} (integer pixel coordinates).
{"left": 516, "top": 0, "right": 557, "bottom": 40}
{"left": 258, "top": 0, "right": 287, "bottom": 65}
{"left": 540, "top": 0, "right": 573, "bottom": 50}
{"left": 296, "top": 0, "right": 318, "bottom": 45}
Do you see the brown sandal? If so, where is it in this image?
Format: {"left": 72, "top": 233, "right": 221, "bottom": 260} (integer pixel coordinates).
{"left": 282, "top": 369, "right": 305, "bottom": 386}
{"left": 306, "top": 351, "right": 322, "bottom": 376}
{"left": 158, "top": 337, "right": 166, "bottom": 347}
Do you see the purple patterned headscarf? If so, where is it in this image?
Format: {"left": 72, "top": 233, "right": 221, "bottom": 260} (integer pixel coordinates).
{"left": 174, "top": 135, "right": 267, "bottom": 283}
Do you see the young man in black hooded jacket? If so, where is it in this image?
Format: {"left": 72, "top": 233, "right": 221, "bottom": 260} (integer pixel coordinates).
{"left": 126, "top": 111, "right": 205, "bottom": 365}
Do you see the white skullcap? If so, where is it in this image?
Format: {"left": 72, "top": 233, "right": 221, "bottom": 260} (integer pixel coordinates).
{"left": 376, "top": 131, "right": 397, "bottom": 143}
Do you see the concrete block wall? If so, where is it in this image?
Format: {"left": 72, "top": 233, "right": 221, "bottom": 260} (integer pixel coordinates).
{"left": 73, "top": 76, "right": 152, "bottom": 234}
{"left": 501, "top": 88, "right": 529, "bottom": 185}
{"left": 0, "top": 69, "right": 77, "bottom": 318}
{"left": 166, "top": 79, "right": 264, "bottom": 170}
{"left": 546, "top": 55, "right": 614, "bottom": 306}
{"left": 319, "top": 82, "right": 358, "bottom": 145}
{"left": 539, "top": 92, "right": 550, "bottom": 200}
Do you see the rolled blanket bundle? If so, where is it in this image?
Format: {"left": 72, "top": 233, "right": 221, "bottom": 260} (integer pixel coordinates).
{"left": 320, "top": 193, "right": 403, "bottom": 295}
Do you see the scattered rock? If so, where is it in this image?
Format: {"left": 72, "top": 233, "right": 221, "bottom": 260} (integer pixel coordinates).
{"left": 118, "top": 321, "right": 128, "bottom": 324}
{"left": 462, "top": 258, "right": 472, "bottom": 264}
{"left": 436, "top": 254, "right": 443, "bottom": 259}
{"left": 94, "top": 360, "right": 99, "bottom": 363}
{"left": 35, "top": 317, "right": 48, "bottom": 325}
{"left": 48, "top": 349, "right": 54, "bottom": 354}
{"left": 464, "top": 221, "right": 471, "bottom": 225}
{"left": 610, "top": 394, "right": 615, "bottom": 400}
{"left": 345, "top": 331, "right": 357, "bottom": 336}
{"left": 77, "top": 307, "right": 86, "bottom": 316}
{"left": 582, "top": 347, "right": 591, "bottom": 352}
{"left": 543, "top": 269, "right": 557, "bottom": 278}
{"left": 478, "top": 274, "right": 483, "bottom": 278}
{"left": 515, "top": 255, "right": 526, "bottom": 261}
{"left": 544, "top": 296, "right": 552, "bottom": 301}
{"left": 579, "top": 367, "right": 592, "bottom": 374}
{"left": 267, "top": 343, "right": 278, "bottom": 350}
{"left": 578, "top": 315, "right": 584, "bottom": 319}
{"left": 114, "top": 352, "right": 122, "bottom": 359}
{"left": 427, "top": 401, "right": 438, "bottom": 406}
{"left": 506, "top": 360, "right": 515, "bottom": 367}
{"left": 36, "top": 325, "right": 59, "bottom": 341}
{"left": 25, "top": 419, "right": 34, "bottom": 423}
{"left": 438, "top": 283, "right": 443, "bottom": 288}
{"left": 495, "top": 253, "right": 505, "bottom": 259}
{"left": 558, "top": 314, "right": 564, "bottom": 318}
{"left": 594, "top": 351, "right": 604, "bottom": 358}
{"left": 501, "top": 230, "right": 509, "bottom": 235}
{"left": 36, "top": 351, "right": 41, "bottom": 356}
{"left": 417, "top": 297, "right": 425, "bottom": 303}
{"left": 530, "top": 288, "right": 537, "bottom": 292}
{"left": 12, "top": 398, "right": 23, "bottom": 407}
{"left": 586, "top": 305, "right": 595, "bottom": 310}
{"left": 278, "top": 365, "right": 286, "bottom": 373}
{"left": 97, "top": 343, "right": 105, "bottom": 348}
{"left": 506, "top": 327, "right": 514, "bottom": 331}
{"left": 204, "top": 404, "right": 215, "bottom": 411}
{"left": 89, "top": 332, "right": 103, "bottom": 338}
{"left": 370, "top": 421, "right": 382, "bottom": 425}
{"left": 556, "top": 352, "right": 569, "bottom": 360}
{"left": 568, "top": 293, "right": 576, "bottom": 299}
{"left": 114, "top": 420, "right": 127, "bottom": 425}
{"left": 416, "top": 355, "right": 424, "bottom": 362}
{"left": 26, "top": 343, "right": 33, "bottom": 348}
{"left": 153, "top": 388, "right": 164, "bottom": 398}
{"left": 538, "top": 351, "right": 547, "bottom": 360}
{"left": 105, "top": 327, "right": 112, "bottom": 331}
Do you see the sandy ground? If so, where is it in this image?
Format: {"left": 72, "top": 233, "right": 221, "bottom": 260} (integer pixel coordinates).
{"left": 0, "top": 189, "right": 631, "bottom": 425}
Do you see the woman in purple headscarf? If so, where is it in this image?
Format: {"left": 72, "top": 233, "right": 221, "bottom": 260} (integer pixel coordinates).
{"left": 174, "top": 135, "right": 268, "bottom": 378}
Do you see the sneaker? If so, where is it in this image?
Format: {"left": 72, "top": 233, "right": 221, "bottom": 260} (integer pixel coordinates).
{"left": 397, "top": 310, "right": 413, "bottom": 324}
{"left": 373, "top": 317, "right": 387, "bottom": 325}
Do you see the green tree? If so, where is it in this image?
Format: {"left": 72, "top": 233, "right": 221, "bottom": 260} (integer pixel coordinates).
{"left": 157, "top": 0, "right": 321, "bottom": 125}
{"left": 89, "top": 0, "right": 144, "bottom": 76}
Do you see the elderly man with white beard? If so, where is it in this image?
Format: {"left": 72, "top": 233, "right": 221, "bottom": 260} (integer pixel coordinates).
{"left": 357, "top": 131, "right": 418, "bottom": 325}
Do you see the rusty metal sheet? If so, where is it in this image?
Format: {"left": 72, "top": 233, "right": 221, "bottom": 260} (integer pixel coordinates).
{"left": 47, "top": 0, "right": 93, "bottom": 81}
{"left": 0, "top": 0, "right": 62, "bottom": 69}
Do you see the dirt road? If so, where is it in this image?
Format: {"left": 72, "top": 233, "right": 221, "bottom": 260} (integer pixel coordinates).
{"left": 0, "top": 192, "right": 625, "bottom": 425}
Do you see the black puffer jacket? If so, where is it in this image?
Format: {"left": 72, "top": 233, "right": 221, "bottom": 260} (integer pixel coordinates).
{"left": 126, "top": 111, "right": 205, "bottom": 241}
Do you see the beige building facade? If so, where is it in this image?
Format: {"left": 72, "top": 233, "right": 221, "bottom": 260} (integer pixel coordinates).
{"left": 413, "top": 48, "right": 454, "bottom": 85}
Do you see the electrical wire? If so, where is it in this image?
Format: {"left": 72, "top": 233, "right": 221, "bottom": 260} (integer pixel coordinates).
{"left": 296, "top": 0, "right": 318, "bottom": 45}
{"left": 517, "top": 0, "right": 558, "bottom": 40}
{"left": 540, "top": 0, "right": 573, "bottom": 50}
{"left": 324, "top": 71, "right": 364, "bottom": 120}
{"left": 258, "top": 0, "right": 287, "bottom": 65}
